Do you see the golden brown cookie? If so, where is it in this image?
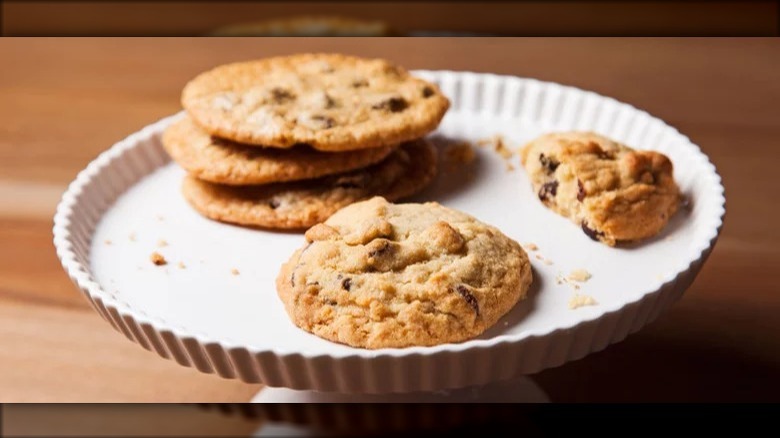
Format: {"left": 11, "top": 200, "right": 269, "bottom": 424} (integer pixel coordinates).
{"left": 210, "top": 16, "right": 397, "bottom": 36}
{"left": 181, "top": 139, "right": 437, "bottom": 229}
{"left": 276, "top": 197, "right": 532, "bottom": 349}
{"left": 181, "top": 53, "right": 450, "bottom": 151}
{"left": 162, "top": 116, "right": 395, "bottom": 185}
{"left": 520, "top": 131, "right": 681, "bottom": 246}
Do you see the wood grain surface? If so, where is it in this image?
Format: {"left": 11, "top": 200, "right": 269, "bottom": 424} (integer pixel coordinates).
{"left": 0, "top": 38, "right": 778, "bottom": 422}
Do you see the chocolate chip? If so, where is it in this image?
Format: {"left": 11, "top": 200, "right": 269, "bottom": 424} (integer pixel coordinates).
{"left": 372, "top": 97, "right": 408, "bottom": 112}
{"left": 577, "top": 180, "right": 586, "bottom": 202}
{"left": 341, "top": 277, "right": 352, "bottom": 291}
{"left": 270, "top": 87, "right": 295, "bottom": 104}
{"left": 538, "top": 180, "right": 559, "bottom": 201}
{"left": 455, "top": 284, "right": 480, "bottom": 315}
{"left": 268, "top": 199, "right": 280, "bottom": 209}
{"left": 311, "top": 115, "right": 335, "bottom": 129}
{"left": 368, "top": 239, "right": 391, "bottom": 258}
{"left": 597, "top": 150, "right": 614, "bottom": 160}
{"left": 422, "top": 86, "right": 434, "bottom": 98}
{"left": 539, "top": 153, "right": 559, "bottom": 173}
{"left": 581, "top": 222, "right": 605, "bottom": 241}
{"left": 326, "top": 299, "right": 337, "bottom": 306}
{"left": 352, "top": 79, "right": 368, "bottom": 88}
{"left": 323, "top": 93, "right": 337, "bottom": 109}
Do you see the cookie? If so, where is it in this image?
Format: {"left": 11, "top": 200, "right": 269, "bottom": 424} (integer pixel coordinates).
{"left": 210, "top": 16, "right": 396, "bottom": 36}
{"left": 181, "top": 139, "right": 437, "bottom": 229}
{"left": 162, "top": 116, "right": 395, "bottom": 185}
{"left": 276, "top": 197, "right": 532, "bottom": 349}
{"left": 520, "top": 131, "right": 681, "bottom": 246}
{"left": 181, "top": 53, "right": 450, "bottom": 151}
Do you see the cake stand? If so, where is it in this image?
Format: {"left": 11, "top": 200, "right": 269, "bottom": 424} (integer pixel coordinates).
{"left": 53, "top": 71, "right": 725, "bottom": 406}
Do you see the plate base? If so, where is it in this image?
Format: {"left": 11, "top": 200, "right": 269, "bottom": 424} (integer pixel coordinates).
{"left": 251, "top": 377, "right": 548, "bottom": 436}
{"left": 251, "top": 375, "right": 549, "bottom": 402}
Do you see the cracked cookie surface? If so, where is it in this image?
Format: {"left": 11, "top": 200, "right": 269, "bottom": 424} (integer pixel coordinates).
{"left": 163, "top": 116, "right": 395, "bottom": 185}
{"left": 181, "top": 139, "right": 437, "bottom": 229}
{"left": 182, "top": 53, "right": 450, "bottom": 151}
{"left": 276, "top": 197, "right": 532, "bottom": 349}
{"left": 520, "top": 131, "right": 681, "bottom": 246}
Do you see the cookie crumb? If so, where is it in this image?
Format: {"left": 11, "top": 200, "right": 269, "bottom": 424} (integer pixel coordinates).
{"left": 104, "top": 239, "right": 112, "bottom": 245}
{"left": 505, "top": 162, "right": 516, "bottom": 171}
{"left": 534, "top": 254, "right": 544, "bottom": 261}
{"left": 157, "top": 239, "right": 168, "bottom": 248}
{"left": 568, "top": 294, "right": 598, "bottom": 309}
{"left": 543, "top": 259, "right": 554, "bottom": 266}
{"left": 177, "top": 261, "right": 186, "bottom": 269}
{"left": 523, "top": 243, "right": 539, "bottom": 251}
{"left": 568, "top": 269, "right": 592, "bottom": 283}
{"left": 129, "top": 232, "right": 137, "bottom": 242}
{"left": 231, "top": 268, "right": 240, "bottom": 276}
{"left": 479, "top": 135, "right": 514, "bottom": 158}
{"left": 150, "top": 252, "right": 167, "bottom": 266}
{"left": 156, "top": 215, "right": 165, "bottom": 221}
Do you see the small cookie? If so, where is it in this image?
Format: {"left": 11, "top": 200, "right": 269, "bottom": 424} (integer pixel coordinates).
{"left": 163, "top": 116, "right": 395, "bottom": 185}
{"left": 520, "top": 132, "right": 681, "bottom": 246}
{"left": 181, "top": 53, "right": 450, "bottom": 151}
{"left": 182, "top": 139, "right": 437, "bottom": 229}
{"left": 276, "top": 197, "right": 532, "bottom": 349}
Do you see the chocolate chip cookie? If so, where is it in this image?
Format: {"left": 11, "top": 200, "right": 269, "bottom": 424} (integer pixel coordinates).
{"left": 276, "top": 197, "right": 532, "bottom": 349}
{"left": 163, "top": 116, "right": 395, "bottom": 185}
{"left": 181, "top": 53, "right": 450, "bottom": 151}
{"left": 181, "top": 139, "right": 437, "bottom": 229}
{"left": 520, "top": 131, "right": 681, "bottom": 246}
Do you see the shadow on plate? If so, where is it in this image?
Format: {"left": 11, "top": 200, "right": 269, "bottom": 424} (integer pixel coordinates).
{"left": 406, "top": 135, "right": 486, "bottom": 204}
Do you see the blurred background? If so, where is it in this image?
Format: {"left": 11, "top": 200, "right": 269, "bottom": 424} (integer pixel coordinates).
{"left": 2, "top": 1, "right": 778, "bottom": 36}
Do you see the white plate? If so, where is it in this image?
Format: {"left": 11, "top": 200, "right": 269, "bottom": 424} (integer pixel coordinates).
{"left": 54, "top": 71, "right": 725, "bottom": 393}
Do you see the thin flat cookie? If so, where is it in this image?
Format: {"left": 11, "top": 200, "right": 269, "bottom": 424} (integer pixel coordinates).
{"left": 181, "top": 53, "right": 450, "bottom": 151}
{"left": 182, "top": 139, "right": 438, "bottom": 229}
{"left": 163, "top": 116, "right": 395, "bottom": 185}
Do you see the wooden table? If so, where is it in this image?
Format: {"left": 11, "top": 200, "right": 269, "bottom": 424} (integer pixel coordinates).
{"left": 1, "top": 37, "right": 778, "bottom": 421}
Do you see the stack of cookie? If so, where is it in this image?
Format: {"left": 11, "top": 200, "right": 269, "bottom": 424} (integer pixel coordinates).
{"left": 163, "top": 53, "right": 450, "bottom": 229}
